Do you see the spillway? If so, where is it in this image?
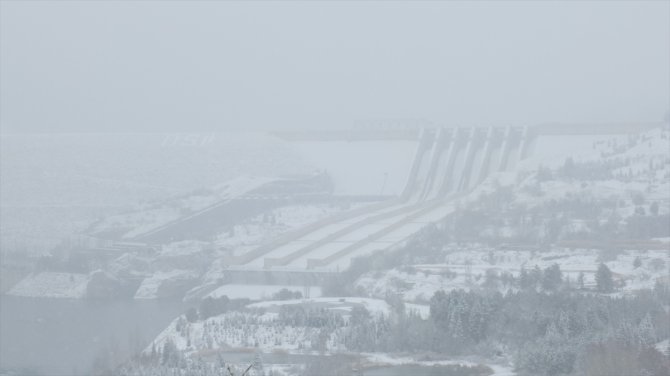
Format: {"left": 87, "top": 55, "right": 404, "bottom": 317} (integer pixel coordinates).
{"left": 227, "top": 126, "right": 531, "bottom": 273}
{"left": 226, "top": 122, "right": 661, "bottom": 276}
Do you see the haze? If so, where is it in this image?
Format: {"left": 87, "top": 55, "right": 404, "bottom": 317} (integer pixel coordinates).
{"left": 1, "top": 1, "right": 669, "bottom": 133}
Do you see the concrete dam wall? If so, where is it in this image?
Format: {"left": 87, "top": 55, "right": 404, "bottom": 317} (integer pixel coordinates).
{"left": 229, "top": 126, "right": 534, "bottom": 274}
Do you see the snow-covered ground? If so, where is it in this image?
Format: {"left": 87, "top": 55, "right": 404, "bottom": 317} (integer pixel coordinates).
{"left": 148, "top": 296, "right": 425, "bottom": 357}
{"left": 220, "top": 203, "right": 366, "bottom": 261}
{"left": 248, "top": 297, "right": 393, "bottom": 318}
{"left": 8, "top": 272, "right": 89, "bottom": 298}
{"left": 522, "top": 127, "right": 669, "bottom": 171}
{"left": 355, "top": 248, "right": 670, "bottom": 302}
{"left": 134, "top": 269, "right": 200, "bottom": 299}
{"left": 404, "top": 303, "right": 430, "bottom": 319}
{"left": 145, "top": 296, "right": 507, "bottom": 375}
{"left": 655, "top": 339, "right": 670, "bottom": 354}
{"left": 361, "top": 353, "right": 515, "bottom": 375}
{"left": 148, "top": 311, "right": 340, "bottom": 354}
{"left": 89, "top": 176, "right": 278, "bottom": 239}
{"left": 506, "top": 127, "right": 670, "bottom": 207}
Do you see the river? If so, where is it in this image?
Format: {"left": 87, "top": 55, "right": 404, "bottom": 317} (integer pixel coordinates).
{"left": 0, "top": 296, "right": 186, "bottom": 375}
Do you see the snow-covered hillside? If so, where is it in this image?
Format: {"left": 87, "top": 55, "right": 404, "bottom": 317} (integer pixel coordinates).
{"left": 88, "top": 176, "right": 277, "bottom": 239}
{"left": 355, "top": 247, "right": 669, "bottom": 302}
{"left": 0, "top": 132, "right": 311, "bottom": 252}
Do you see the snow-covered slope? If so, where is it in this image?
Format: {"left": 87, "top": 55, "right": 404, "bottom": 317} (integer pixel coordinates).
{"left": 88, "top": 176, "right": 277, "bottom": 239}
{"left": 355, "top": 247, "right": 669, "bottom": 302}
{"left": 8, "top": 272, "right": 89, "bottom": 298}
{"left": 0, "top": 132, "right": 311, "bottom": 252}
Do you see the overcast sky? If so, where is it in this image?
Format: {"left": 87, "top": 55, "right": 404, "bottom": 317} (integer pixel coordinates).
{"left": 1, "top": 1, "right": 668, "bottom": 133}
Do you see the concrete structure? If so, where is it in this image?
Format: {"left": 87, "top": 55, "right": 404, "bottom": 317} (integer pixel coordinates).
{"left": 230, "top": 125, "right": 535, "bottom": 275}
{"left": 231, "top": 122, "right": 662, "bottom": 277}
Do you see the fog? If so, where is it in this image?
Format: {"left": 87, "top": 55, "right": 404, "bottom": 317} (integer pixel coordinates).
{"left": 1, "top": 2, "right": 670, "bottom": 376}
{"left": 1, "top": 1, "right": 669, "bottom": 133}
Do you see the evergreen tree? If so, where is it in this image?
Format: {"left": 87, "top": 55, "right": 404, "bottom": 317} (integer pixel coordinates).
{"left": 528, "top": 265, "right": 542, "bottom": 290}
{"left": 637, "top": 313, "right": 656, "bottom": 346}
{"left": 251, "top": 352, "right": 264, "bottom": 375}
{"left": 185, "top": 307, "right": 198, "bottom": 322}
{"left": 150, "top": 341, "right": 157, "bottom": 360}
{"left": 596, "top": 263, "right": 614, "bottom": 293}
{"left": 542, "top": 264, "right": 563, "bottom": 291}
{"left": 519, "top": 267, "right": 530, "bottom": 289}
{"left": 483, "top": 269, "right": 499, "bottom": 290}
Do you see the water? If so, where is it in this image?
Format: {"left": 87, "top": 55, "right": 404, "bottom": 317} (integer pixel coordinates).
{"left": 0, "top": 297, "right": 488, "bottom": 376}
{"left": 212, "top": 352, "right": 489, "bottom": 376}
{"left": 363, "top": 364, "right": 488, "bottom": 376}
{"left": 0, "top": 296, "right": 186, "bottom": 375}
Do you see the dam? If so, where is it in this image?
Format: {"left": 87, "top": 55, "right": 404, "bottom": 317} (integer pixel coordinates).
{"left": 72, "top": 122, "right": 659, "bottom": 284}
{"left": 220, "top": 122, "right": 659, "bottom": 278}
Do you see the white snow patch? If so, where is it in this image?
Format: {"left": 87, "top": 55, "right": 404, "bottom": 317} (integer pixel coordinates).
{"left": 8, "top": 272, "right": 88, "bottom": 298}
{"left": 248, "top": 297, "right": 391, "bottom": 318}
{"left": 134, "top": 270, "right": 199, "bottom": 299}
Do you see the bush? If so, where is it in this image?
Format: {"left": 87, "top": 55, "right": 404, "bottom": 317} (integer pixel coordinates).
{"left": 595, "top": 263, "right": 614, "bottom": 293}
{"left": 272, "top": 288, "right": 303, "bottom": 300}
{"left": 185, "top": 307, "right": 198, "bottom": 322}
{"left": 199, "top": 296, "right": 230, "bottom": 320}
